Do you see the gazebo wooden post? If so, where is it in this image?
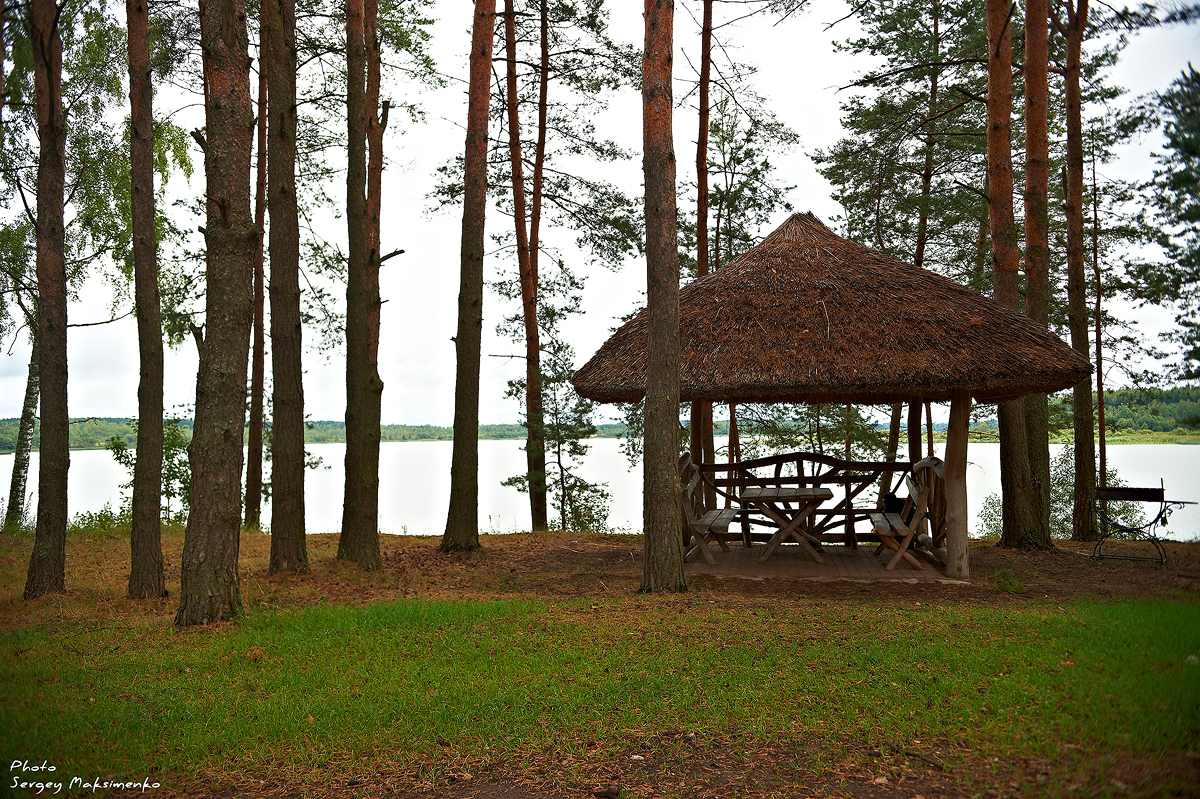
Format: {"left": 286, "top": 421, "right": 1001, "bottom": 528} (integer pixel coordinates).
{"left": 944, "top": 388, "right": 971, "bottom": 578}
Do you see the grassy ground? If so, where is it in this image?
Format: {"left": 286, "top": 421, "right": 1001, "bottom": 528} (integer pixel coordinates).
{"left": 1, "top": 529, "right": 1198, "bottom": 798}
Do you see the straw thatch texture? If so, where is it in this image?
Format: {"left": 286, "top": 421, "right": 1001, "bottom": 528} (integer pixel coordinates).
{"left": 573, "top": 213, "right": 1091, "bottom": 405}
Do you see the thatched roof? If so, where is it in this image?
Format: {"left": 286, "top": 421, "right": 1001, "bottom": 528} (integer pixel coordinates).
{"left": 573, "top": 212, "right": 1091, "bottom": 405}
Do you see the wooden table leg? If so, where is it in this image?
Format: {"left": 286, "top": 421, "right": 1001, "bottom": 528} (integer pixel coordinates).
{"left": 755, "top": 502, "right": 824, "bottom": 564}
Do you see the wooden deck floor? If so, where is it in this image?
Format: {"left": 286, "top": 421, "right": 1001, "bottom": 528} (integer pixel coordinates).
{"left": 684, "top": 542, "right": 969, "bottom": 584}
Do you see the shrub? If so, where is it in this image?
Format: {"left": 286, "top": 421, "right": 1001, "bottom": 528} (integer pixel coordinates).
{"left": 67, "top": 502, "right": 130, "bottom": 538}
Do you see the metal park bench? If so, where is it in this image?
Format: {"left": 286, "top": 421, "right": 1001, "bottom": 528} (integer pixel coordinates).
{"left": 1091, "top": 482, "right": 1195, "bottom": 565}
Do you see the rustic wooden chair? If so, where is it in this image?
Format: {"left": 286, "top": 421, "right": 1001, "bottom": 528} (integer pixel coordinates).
{"left": 868, "top": 474, "right": 929, "bottom": 570}
{"left": 679, "top": 451, "right": 738, "bottom": 565}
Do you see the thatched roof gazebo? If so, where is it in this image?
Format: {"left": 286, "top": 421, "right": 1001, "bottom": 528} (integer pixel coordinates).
{"left": 573, "top": 213, "right": 1092, "bottom": 579}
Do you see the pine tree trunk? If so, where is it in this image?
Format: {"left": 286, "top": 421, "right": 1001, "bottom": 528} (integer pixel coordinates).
{"left": 1064, "top": 0, "right": 1096, "bottom": 541}
{"left": 727, "top": 403, "right": 739, "bottom": 463}
{"left": 4, "top": 329, "right": 38, "bottom": 532}
{"left": 175, "top": 0, "right": 254, "bottom": 626}
{"left": 1023, "top": 0, "right": 1052, "bottom": 545}
{"left": 907, "top": 401, "right": 922, "bottom": 464}
{"left": 363, "top": 0, "right": 385, "bottom": 554}
{"left": 265, "top": 0, "right": 307, "bottom": 571}
{"left": 127, "top": 0, "right": 165, "bottom": 598}
{"left": 0, "top": 0, "right": 6, "bottom": 148}
{"left": 503, "top": 0, "right": 547, "bottom": 531}
{"left": 925, "top": 400, "right": 934, "bottom": 458}
{"left": 987, "top": 0, "right": 1038, "bottom": 548}
{"left": 913, "top": 0, "right": 940, "bottom": 272}
{"left": 877, "top": 402, "right": 902, "bottom": 506}
{"left": 24, "top": 0, "right": 67, "bottom": 600}
{"left": 689, "top": 0, "right": 713, "bottom": 509}
{"left": 525, "top": 0, "right": 550, "bottom": 531}
{"left": 640, "top": 0, "right": 684, "bottom": 594}
{"left": 442, "top": 0, "right": 496, "bottom": 552}
{"left": 338, "top": 0, "right": 382, "bottom": 569}
{"left": 1092, "top": 153, "right": 1108, "bottom": 507}
{"left": 244, "top": 46, "right": 268, "bottom": 531}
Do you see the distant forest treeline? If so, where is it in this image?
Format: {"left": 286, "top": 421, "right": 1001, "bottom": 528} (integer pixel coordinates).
{"left": 2, "top": 387, "right": 1196, "bottom": 454}
{"left": 0, "top": 418, "right": 631, "bottom": 453}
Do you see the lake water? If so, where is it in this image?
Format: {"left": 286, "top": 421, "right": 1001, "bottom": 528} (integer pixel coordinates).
{"left": 1, "top": 439, "right": 1197, "bottom": 540}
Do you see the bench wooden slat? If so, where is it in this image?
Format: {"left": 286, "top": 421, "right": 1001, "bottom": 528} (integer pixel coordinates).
{"left": 695, "top": 508, "right": 738, "bottom": 534}
{"left": 1095, "top": 486, "right": 1164, "bottom": 503}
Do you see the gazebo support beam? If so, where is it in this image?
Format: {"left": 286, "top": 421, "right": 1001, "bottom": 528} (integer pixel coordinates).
{"left": 944, "top": 389, "right": 971, "bottom": 579}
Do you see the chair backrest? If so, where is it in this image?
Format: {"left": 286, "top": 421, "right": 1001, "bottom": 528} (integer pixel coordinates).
{"left": 678, "top": 450, "right": 693, "bottom": 481}
{"left": 903, "top": 475, "right": 931, "bottom": 531}
{"left": 682, "top": 470, "right": 703, "bottom": 525}
{"left": 678, "top": 452, "right": 705, "bottom": 540}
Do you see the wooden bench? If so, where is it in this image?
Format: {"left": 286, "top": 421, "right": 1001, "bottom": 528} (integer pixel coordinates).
{"left": 1092, "top": 483, "right": 1194, "bottom": 565}
{"left": 679, "top": 452, "right": 738, "bottom": 565}
{"left": 869, "top": 475, "right": 929, "bottom": 571}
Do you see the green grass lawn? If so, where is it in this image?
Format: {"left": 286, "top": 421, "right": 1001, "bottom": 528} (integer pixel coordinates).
{"left": 2, "top": 595, "right": 1197, "bottom": 791}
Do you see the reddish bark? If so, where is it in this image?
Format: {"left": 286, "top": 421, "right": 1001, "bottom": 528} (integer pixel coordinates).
{"left": 503, "top": 0, "right": 548, "bottom": 531}
{"left": 1023, "top": 0, "right": 1052, "bottom": 543}
{"left": 442, "top": 0, "right": 496, "bottom": 552}
{"left": 641, "top": 0, "right": 684, "bottom": 593}
{"left": 263, "top": 0, "right": 307, "bottom": 571}
{"left": 24, "top": 0, "right": 67, "bottom": 600}
{"left": 987, "top": 0, "right": 1037, "bottom": 548}
{"left": 127, "top": 0, "right": 165, "bottom": 598}
{"left": 1063, "top": 0, "right": 1097, "bottom": 541}
{"left": 176, "top": 0, "right": 254, "bottom": 626}
{"left": 244, "top": 44, "right": 268, "bottom": 531}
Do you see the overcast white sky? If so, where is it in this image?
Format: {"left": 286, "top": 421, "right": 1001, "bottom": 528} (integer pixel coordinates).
{"left": 1, "top": 0, "right": 1196, "bottom": 426}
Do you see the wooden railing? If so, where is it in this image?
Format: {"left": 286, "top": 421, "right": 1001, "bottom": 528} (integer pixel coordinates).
{"left": 692, "top": 452, "right": 914, "bottom": 547}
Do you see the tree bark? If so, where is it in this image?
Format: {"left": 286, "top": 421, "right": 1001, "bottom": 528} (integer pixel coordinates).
{"left": 503, "top": 0, "right": 548, "bottom": 531}
{"left": 907, "top": 400, "right": 922, "bottom": 464}
{"left": 442, "top": 0, "right": 496, "bottom": 552}
{"left": 1022, "top": 0, "right": 1052, "bottom": 546}
{"left": 338, "top": 0, "right": 382, "bottom": 569}
{"left": 1063, "top": 0, "right": 1096, "bottom": 541}
{"left": 244, "top": 39, "right": 267, "bottom": 531}
{"left": 4, "top": 328, "right": 38, "bottom": 532}
{"left": 913, "top": 0, "right": 940, "bottom": 272}
{"left": 987, "top": 0, "right": 1038, "bottom": 548}
{"left": 876, "top": 402, "right": 902, "bottom": 506}
{"left": 175, "top": 0, "right": 254, "bottom": 626}
{"left": 265, "top": 0, "right": 307, "bottom": 571}
{"left": 689, "top": 0, "right": 713, "bottom": 507}
{"left": 128, "top": 0, "right": 165, "bottom": 598}
{"left": 525, "top": 0, "right": 550, "bottom": 529}
{"left": 641, "top": 0, "right": 685, "bottom": 593}
{"left": 24, "top": 0, "right": 67, "bottom": 600}
{"left": 1093, "top": 151, "right": 1107, "bottom": 497}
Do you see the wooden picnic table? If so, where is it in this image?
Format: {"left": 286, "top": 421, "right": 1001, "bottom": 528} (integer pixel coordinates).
{"left": 695, "top": 452, "right": 916, "bottom": 548}
{"left": 739, "top": 486, "right": 834, "bottom": 564}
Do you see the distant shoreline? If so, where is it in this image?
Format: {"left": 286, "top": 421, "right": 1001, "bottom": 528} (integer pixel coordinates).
{"left": 2, "top": 431, "right": 1197, "bottom": 457}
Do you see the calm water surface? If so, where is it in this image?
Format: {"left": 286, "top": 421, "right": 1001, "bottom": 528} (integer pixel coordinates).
{"left": 1, "top": 439, "right": 1197, "bottom": 539}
